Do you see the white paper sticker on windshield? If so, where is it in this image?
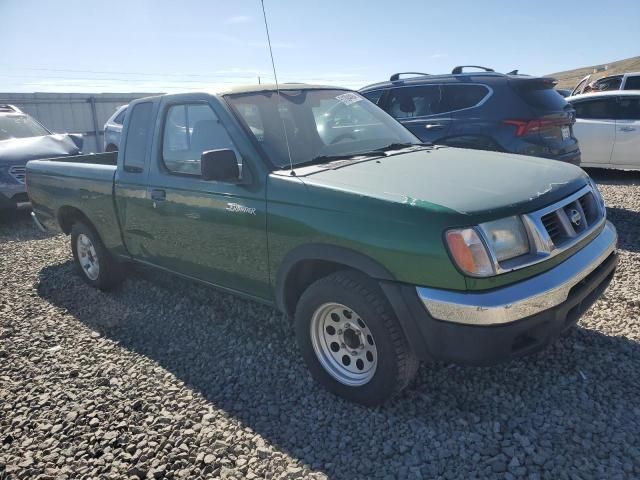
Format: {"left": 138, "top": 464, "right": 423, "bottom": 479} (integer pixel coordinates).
{"left": 335, "top": 92, "right": 363, "bottom": 105}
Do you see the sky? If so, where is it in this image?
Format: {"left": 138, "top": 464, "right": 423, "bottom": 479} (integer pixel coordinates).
{"left": 1, "top": 0, "right": 639, "bottom": 93}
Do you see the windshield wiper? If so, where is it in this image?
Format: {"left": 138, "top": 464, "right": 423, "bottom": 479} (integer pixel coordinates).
{"left": 300, "top": 151, "right": 385, "bottom": 167}
{"left": 373, "top": 142, "right": 432, "bottom": 151}
{"left": 294, "top": 143, "right": 433, "bottom": 169}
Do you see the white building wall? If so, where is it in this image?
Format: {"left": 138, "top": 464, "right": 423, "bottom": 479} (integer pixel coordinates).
{"left": 0, "top": 92, "right": 162, "bottom": 152}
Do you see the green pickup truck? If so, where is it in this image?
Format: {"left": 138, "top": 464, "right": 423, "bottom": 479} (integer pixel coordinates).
{"left": 26, "top": 85, "right": 618, "bottom": 405}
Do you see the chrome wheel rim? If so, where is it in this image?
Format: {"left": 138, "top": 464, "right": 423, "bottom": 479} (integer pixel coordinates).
{"left": 310, "top": 303, "right": 378, "bottom": 386}
{"left": 77, "top": 234, "right": 100, "bottom": 281}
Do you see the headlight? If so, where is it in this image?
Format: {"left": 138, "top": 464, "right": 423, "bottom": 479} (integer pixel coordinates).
{"left": 446, "top": 216, "right": 529, "bottom": 277}
{"left": 479, "top": 216, "right": 529, "bottom": 262}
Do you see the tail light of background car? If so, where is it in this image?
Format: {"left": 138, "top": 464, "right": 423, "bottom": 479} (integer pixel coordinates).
{"left": 503, "top": 118, "right": 568, "bottom": 137}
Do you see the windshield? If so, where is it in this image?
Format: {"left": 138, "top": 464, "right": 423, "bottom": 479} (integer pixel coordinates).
{"left": 0, "top": 114, "right": 50, "bottom": 141}
{"left": 226, "top": 89, "right": 419, "bottom": 168}
{"left": 518, "top": 87, "right": 569, "bottom": 110}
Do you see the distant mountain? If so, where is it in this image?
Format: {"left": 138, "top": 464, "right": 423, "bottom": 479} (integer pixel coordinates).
{"left": 547, "top": 56, "right": 640, "bottom": 90}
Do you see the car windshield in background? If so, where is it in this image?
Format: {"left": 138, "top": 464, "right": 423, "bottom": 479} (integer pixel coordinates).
{"left": 226, "top": 89, "right": 419, "bottom": 168}
{"left": 0, "top": 114, "right": 49, "bottom": 141}
{"left": 518, "top": 87, "right": 568, "bottom": 110}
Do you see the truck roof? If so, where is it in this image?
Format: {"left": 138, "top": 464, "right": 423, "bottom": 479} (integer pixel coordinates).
{"left": 215, "top": 83, "right": 351, "bottom": 95}
{"left": 128, "top": 84, "right": 354, "bottom": 107}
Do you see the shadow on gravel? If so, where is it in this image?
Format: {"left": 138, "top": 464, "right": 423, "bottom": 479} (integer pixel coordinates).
{"left": 606, "top": 206, "right": 640, "bottom": 253}
{"left": 586, "top": 167, "right": 640, "bottom": 185}
{"left": 582, "top": 167, "right": 640, "bottom": 254}
{"left": 0, "top": 210, "right": 53, "bottom": 243}
{"left": 35, "top": 259, "right": 640, "bottom": 478}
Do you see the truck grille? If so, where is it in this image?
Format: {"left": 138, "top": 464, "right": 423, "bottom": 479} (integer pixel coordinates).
{"left": 541, "top": 212, "right": 562, "bottom": 243}
{"left": 9, "top": 166, "right": 26, "bottom": 184}
{"left": 539, "top": 191, "right": 600, "bottom": 248}
{"left": 490, "top": 185, "right": 606, "bottom": 275}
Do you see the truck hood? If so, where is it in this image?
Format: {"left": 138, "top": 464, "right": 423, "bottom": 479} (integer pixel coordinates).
{"left": 297, "top": 147, "right": 588, "bottom": 216}
{"left": 0, "top": 134, "right": 82, "bottom": 166}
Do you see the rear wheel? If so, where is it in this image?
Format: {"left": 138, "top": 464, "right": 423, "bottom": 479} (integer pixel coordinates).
{"left": 295, "top": 270, "right": 418, "bottom": 405}
{"left": 71, "top": 222, "right": 124, "bottom": 290}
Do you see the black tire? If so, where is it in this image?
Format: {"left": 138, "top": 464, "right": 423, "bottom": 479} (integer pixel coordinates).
{"left": 294, "top": 270, "right": 419, "bottom": 406}
{"left": 70, "top": 222, "right": 124, "bottom": 290}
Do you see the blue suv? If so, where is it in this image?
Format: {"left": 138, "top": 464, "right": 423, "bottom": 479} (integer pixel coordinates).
{"left": 360, "top": 66, "right": 581, "bottom": 164}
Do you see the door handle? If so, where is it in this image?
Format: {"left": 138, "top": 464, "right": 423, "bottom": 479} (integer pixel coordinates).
{"left": 619, "top": 126, "right": 636, "bottom": 132}
{"left": 151, "top": 189, "right": 166, "bottom": 201}
{"left": 424, "top": 123, "right": 444, "bottom": 130}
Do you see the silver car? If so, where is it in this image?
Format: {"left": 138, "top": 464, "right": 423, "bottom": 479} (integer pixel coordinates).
{"left": 567, "top": 91, "right": 640, "bottom": 171}
{"left": 103, "top": 105, "right": 127, "bottom": 152}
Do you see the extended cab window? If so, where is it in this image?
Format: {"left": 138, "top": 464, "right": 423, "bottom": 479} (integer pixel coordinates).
{"left": 123, "top": 102, "right": 153, "bottom": 172}
{"left": 573, "top": 99, "right": 616, "bottom": 119}
{"left": 386, "top": 86, "right": 445, "bottom": 118}
{"left": 162, "top": 104, "right": 237, "bottom": 176}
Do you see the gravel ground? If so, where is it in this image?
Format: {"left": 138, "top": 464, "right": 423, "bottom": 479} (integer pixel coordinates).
{"left": 1, "top": 170, "right": 639, "bottom": 480}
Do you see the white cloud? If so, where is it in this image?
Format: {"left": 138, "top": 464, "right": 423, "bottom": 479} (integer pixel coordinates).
{"left": 430, "top": 53, "right": 448, "bottom": 59}
{"left": 224, "top": 15, "right": 253, "bottom": 24}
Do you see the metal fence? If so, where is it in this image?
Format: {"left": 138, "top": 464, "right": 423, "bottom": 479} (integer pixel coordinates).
{"left": 0, "top": 92, "right": 162, "bottom": 153}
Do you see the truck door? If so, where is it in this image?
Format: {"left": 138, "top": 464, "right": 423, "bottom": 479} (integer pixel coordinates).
{"left": 114, "top": 101, "right": 157, "bottom": 259}
{"left": 141, "top": 100, "right": 269, "bottom": 299}
{"left": 381, "top": 85, "right": 452, "bottom": 144}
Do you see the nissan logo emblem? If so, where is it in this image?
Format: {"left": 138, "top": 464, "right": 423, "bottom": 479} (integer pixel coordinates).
{"left": 569, "top": 209, "right": 582, "bottom": 226}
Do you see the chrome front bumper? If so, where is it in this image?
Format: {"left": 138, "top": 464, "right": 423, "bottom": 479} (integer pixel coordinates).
{"left": 417, "top": 221, "right": 617, "bottom": 325}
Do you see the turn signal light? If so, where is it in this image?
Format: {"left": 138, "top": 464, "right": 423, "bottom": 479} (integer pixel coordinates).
{"left": 445, "top": 228, "right": 494, "bottom": 276}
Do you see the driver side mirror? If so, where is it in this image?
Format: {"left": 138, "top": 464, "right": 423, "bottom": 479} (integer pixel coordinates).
{"left": 201, "top": 149, "right": 240, "bottom": 182}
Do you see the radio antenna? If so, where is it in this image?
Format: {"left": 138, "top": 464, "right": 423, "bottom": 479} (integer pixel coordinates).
{"left": 260, "top": 0, "right": 294, "bottom": 174}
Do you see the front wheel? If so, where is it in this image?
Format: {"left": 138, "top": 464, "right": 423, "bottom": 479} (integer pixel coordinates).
{"left": 295, "top": 270, "right": 418, "bottom": 405}
{"left": 71, "top": 222, "right": 124, "bottom": 290}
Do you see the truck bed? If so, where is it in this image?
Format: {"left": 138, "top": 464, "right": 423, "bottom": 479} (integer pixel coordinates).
{"left": 41, "top": 151, "right": 118, "bottom": 165}
{"left": 26, "top": 152, "right": 124, "bottom": 252}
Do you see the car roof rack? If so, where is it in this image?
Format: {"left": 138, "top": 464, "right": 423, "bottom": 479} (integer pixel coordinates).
{"left": 451, "top": 65, "right": 495, "bottom": 74}
{"left": 0, "top": 104, "right": 21, "bottom": 113}
{"left": 390, "top": 72, "right": 429, "bottom": 81}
